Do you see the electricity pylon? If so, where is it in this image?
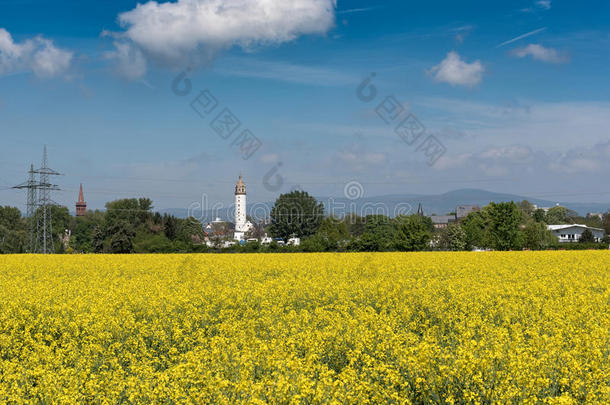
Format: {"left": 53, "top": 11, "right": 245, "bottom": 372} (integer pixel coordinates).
{"left": 13, "top": 146, "right": 61, "bottom": 253}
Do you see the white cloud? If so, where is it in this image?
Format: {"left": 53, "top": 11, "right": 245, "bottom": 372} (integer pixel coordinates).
{"left": 429, "top": 51, "right": 484, "bottom": 87}
{"left": 111, "top": 0, "right": 337, "bottom": 78}
{"left": 103, "top": 41, "right": 147, "bottom": 80}
{"left": 512, "top": 44, "right": 568, "bottom": 64}
{"left": 0, "top": 28, "right": 72, "bottom": 78}
{"left": 536, "top": 0, "right": 552, "bottom": 10}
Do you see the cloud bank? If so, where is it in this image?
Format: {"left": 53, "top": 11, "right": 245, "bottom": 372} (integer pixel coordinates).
{"left": 0, "top": 28, "right": 73, "bottom": 78}
{"left": 109, "top": 0, "right": 337, "bottom": 78}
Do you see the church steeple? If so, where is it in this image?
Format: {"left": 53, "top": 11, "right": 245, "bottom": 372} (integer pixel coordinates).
{"left": 76, "top": 184, "right": 87, "bottom": 217}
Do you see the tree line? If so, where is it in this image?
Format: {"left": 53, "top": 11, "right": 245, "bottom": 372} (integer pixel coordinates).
{"left": 1, "top": 191, "right": 609, "bottom": 254}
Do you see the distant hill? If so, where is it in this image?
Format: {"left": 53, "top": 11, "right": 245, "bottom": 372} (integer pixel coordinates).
{"left": 159, "top": 189, "right": 609, "bottom": 221}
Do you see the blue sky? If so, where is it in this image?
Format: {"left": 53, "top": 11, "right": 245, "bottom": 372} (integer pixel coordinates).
{"left": 1, "top": 0, "right": 610, "bottom": 212}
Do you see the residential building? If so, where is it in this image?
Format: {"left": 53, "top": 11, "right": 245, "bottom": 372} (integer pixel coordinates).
{"left": 429, "top": 204, "right": 479, "bottom": 229}
{"left": 547, "top": 224, "right": 605, "bottom": 243}
{"left": 456, "top": 205, "right": 480, "bottom": 220}
{"left": 430, "top": 215, "right": 456, "bottom": 229}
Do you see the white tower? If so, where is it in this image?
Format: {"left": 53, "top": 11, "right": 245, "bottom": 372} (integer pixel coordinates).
{"left": 234, "top": 175, "right": 247, "bottom": 240}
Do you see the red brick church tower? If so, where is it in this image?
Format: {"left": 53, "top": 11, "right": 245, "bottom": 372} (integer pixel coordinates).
{"left": 76, "top": 184, "right": 87, "bottom": 217}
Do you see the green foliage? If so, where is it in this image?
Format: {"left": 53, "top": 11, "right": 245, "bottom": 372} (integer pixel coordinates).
{"left": 0, "top": 206, "right": 23, "bottom": 229}
{"left": 347, "top": 215, "right": 396, "bottom": 252}
{"left": 163, "top": 214, "right": 178, "bottom": 240}
{"left": 71, "top": 211, "right": 104, "bottom": 253}
{"left": 134, "top": 234, "right": 174, "bottom": 253}
{"left": 301, "top": 234, "right": 332, "bottom": 252}
{"left": 522, "top": 221, "right": 557, "bottom": 250}
{"left": 269, "top": 191, "right": 324, "bottom": 240}
{"left": 105, "top": 198, "right": 153, "bottom": 231}
{"left": 314, "top": 217, "right": 349, "bottom": 251}
{"left": 91, "top": 226, "right": 105, "bottom": 253}
{"left": 438, "top": 223, "right": 467, "bottom": 251}
{"left": 579, "top": 229, "right": 596, "bottom": 244}
{"left": 108, "top": 220, "right": 136, "bottom": 254}
{"left": 545, "top": 206, "right": 567, "bottom": 225}
{"left": 393, "top": 215, "right": 433, "bottom": 252}
{"left": 487, "top": 202, "right": 523, "bottom": 251}
{"left": 343, "top": 214, "right": 366, "bottom": 237}
{"left": 517, "top": 200, "right": 535, "bottom": 216}
{"left": 461, "top": 210, "right": 490, "bottom": 250}
{"left": 0, "top": 206, "right": 27, "bottom": 253}
{"left": 532, "top": 209, "right": 546, "bottom": 223}
{"left": 176, "top": 217, "right": 204, "bottom": 244}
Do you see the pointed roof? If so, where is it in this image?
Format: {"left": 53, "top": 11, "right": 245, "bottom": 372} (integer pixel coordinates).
{"left": 417, "top": 203, "right": 424, "bottom": 216}
{"left": 77, "top": 184, "right": 85, "bottom": 203}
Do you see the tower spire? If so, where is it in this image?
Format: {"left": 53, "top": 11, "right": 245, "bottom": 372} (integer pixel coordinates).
{"left": 76, "top": 183, "right": 87, "bottom": 217}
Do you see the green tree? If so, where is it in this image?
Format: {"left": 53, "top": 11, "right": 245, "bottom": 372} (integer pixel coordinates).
{"left": 163, "top": 214, "right": 178, "bottom": 240}
{"left": 134, "top": 234, "right": 174, "bottom": 253}
{"left": 0, "top": 206, "right": 27, "bottom": 253}
{"left": 522, "top": 221, "right": 557, "bottom": 250}
{"left": 438, "top": 223, "right": 467, "bottom": 251}
{"left": 105, "top": 198, "right": 153, "bottom": 231}
{"left": 461, "top": 210, "right": 490, "bottom": 250}
{"left": 343, "top": 213, "right": 366, "bottom": 237}
{"left": 177, "top": 217, "right": 204, "bottom": 244}
{"left": 350, "top": 215, "right": 396, "bottom": 251}
{"left": 108, "top": 220, "right": 136, "bottom": 253}
{"left": 487, "top": 202, "right": 523, "bottom": 251}
{"left": 532, "top": 209, "right": 546, "bottom": 223}
{"left": 545, "top": 206, "right": 567, "bottom": 224}
{"left": 300, "top": 234, "right": 331, "bottom": 252}
{"left": 91, "top": 225, "right": 106, "bottom": 253}
{"left": 517, "top": 200, "right": 535, "bottom": 217}
{"left": 70, "top": 210, "right": 104, "bottom": 253}
{"left": 315, "top": 216, "right": 349, "bottom": 250}
{"left": 579, "top": 229, "right": 595, "bottom": 243}
{"left": 394, "top": 215, "right": 433, "bottom": 251}
{"left": 269, "top": 191, "right": 324, "bottom": 240}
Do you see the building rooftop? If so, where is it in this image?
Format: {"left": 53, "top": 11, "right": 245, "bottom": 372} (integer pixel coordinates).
{"left": 430, "top": 215, "right": 456, "bottom": 224}
{"left": 547, "top": 224, "right": 604, "bottom": 232}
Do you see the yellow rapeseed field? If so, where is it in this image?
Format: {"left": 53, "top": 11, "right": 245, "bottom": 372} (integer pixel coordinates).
{"left": 0, "top": 252, "right": 608, "bottom": 404}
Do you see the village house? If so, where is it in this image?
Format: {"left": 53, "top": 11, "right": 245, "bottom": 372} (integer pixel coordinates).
{"left": 547, "top": 224, "right": 605, "bottom": 243}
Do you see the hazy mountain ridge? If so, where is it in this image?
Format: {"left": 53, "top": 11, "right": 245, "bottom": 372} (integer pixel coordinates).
{"left": 159, "top": 189, "right": 609, "bottom": 220}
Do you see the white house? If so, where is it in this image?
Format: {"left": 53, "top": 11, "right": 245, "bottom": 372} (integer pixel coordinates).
{"left": 547, "top": 224, "right": 605, "bottom": 243}
{"left": 287, "top": 237, "right": 301, "bottom": 246}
